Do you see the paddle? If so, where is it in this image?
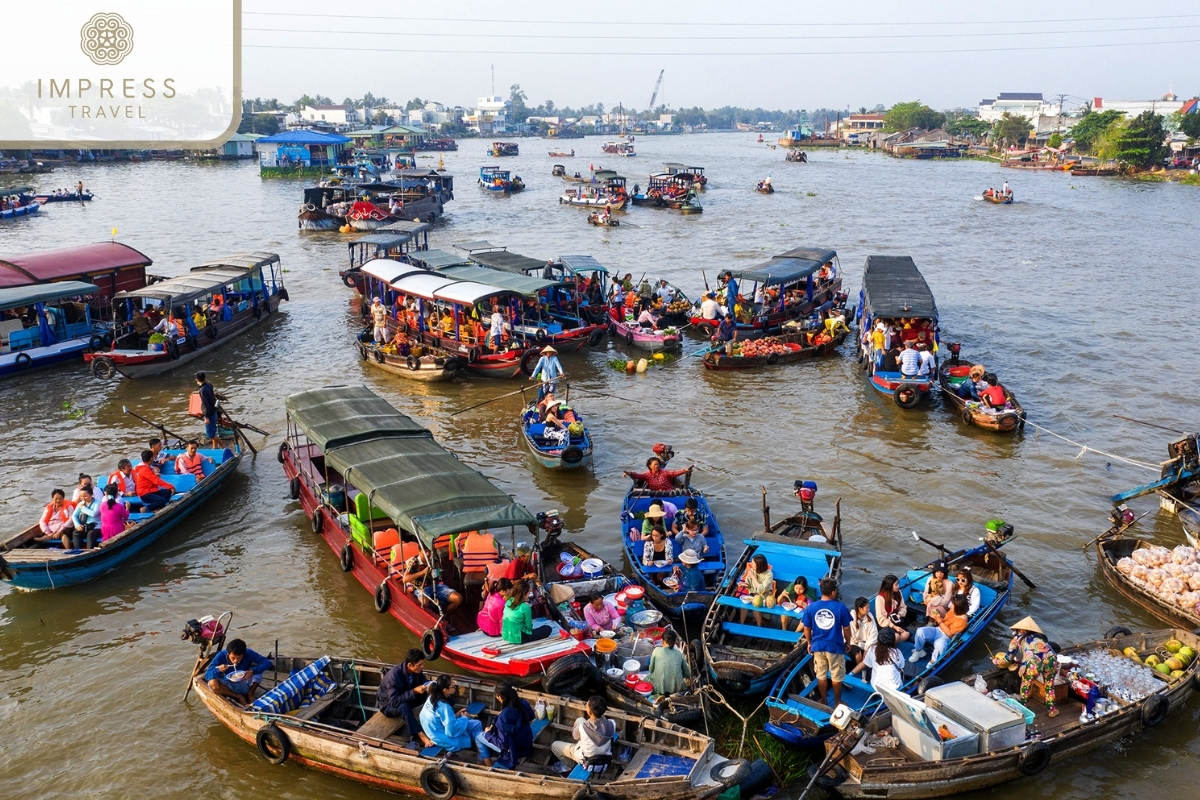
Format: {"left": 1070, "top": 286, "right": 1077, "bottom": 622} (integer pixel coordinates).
{"left": 219, "top": 411, "right": 258, "bottom": 455}
{"left": 1082, "top": 509, "right": 1152, "bottom": 551}
{"left": 450, "top": 383, "right": 544, "bottom": 416}
{"left": 979, "top": 540, "right": 1036, "bottom": 590}
{"left": 122, "top": 405, "right": 188, "bottom": 446}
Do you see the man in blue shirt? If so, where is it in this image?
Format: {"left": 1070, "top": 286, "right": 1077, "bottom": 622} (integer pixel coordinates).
{"left": 530, "top": 345, "right": 565, "bottom": 399}
{"left": 722, "top": 271, "right": 738, "bottom": 318}
{"left": 377, "top": 648, "right": 433, "bottom": 746}
{"left": 716, "top": 315, "right": 737, "bottom": 355}
{"left": 205, "top": 638, "right": 274, "bottom": 706}
{"left": 801, "top": 578, "right": 853, "bottom": 708}
{"left": 675, "top": 550, "right": 706, "bottom": 592}
{"left": 898, "top": 342, "right": 920, "bottom": 377}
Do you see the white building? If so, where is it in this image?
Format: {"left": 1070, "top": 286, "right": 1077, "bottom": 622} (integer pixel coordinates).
{"left": 1091, "top": 93, "right": 1185, "bottom": 118}
{"left": 978, "top": 93, "right": 1060, "bottom": 123}
{"left": 301, "top": 105, "right": 358, "bottom": 126}
{"left": 469, "top": 96, "right": 509, "bottom": 134}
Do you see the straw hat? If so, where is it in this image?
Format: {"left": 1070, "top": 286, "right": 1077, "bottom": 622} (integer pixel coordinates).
{"left": 515, "top": 541, "right": 532, "bottom": 556}
{"left": 644, "top": 507, "right": 666, "bottom": 519}
{"left": 1010, "top": 616, "right": 1044, "bottom": 635}
{"left": 679, "top": 549, "right": 701, "bottom": 565}
{"left": 541, "top": 345, "right": 557, "bottom": 354}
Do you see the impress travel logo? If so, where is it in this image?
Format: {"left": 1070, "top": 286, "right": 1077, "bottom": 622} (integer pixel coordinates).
{"left": 0, "top": 2, "right": 240, "bottom": 147}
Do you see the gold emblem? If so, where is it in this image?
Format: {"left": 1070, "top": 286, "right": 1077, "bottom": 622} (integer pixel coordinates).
{"left": 81, "top": 12, "right": 134, "bottom": 66}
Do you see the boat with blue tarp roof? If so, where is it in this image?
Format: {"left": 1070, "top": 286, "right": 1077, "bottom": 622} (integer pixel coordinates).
{"left": 0, "top": 280, "right": 111, "bottom": 377}
{"left": 855, "top": 254, "right": 940, "bottom": 409}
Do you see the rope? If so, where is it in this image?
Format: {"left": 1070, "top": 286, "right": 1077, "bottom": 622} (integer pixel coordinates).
{"left": 346, "top": 658, "right": 368, "bottom": 722}
{"left": 703, "top": 683, "right": 768, "bottom": 759}
{"left": 1024, "top": 419, "right": 1161, "bottom": 471}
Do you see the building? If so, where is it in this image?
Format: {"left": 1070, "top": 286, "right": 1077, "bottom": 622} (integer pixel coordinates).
{"left": 1091, "top": 94, "right": 1186, "bottom": 119}
{"left": 978, "top": 93, "right": 1060, "bottom": 123}
{"left": 467, "top": 96, "right": 509, "bottom": 134}
{"left": 217, "top": 132, "right": 255, "bottom": 159}
{"left": 301, "top": 105, "right": 358, "bottom": 127}
{"left": 838, "top": 113, "right": 886, "bottom": 141}
{"left": 255, "top": 130, "right": 351, "bottom": 175}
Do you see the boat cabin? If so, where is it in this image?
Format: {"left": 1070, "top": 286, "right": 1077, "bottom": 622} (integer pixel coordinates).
{"left": 725, "top": 246, "right": 844, "bottom": 331}
{"left": 346, "top": 232, "right": 415, "bottom": 270}
{"left": 377, "top": 219, "right": 431, "bottom": 251}
{"left": 663, "top": 163, "right": 707, "bottom": 184}
{"left": 0, "top": 241, "right": 152, "bottom": 312}
{"left": 0, "top": 280, "right": 103, "bottom": 376}
{"left": 857, "top": 255, "right": 940, "bottom": 401}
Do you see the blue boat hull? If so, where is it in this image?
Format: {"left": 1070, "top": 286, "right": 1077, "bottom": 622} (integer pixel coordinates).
{"left": 0, "top": 339, "right": 91, "bottom": 378}
{"left": 0, "top": 202, "right": 40, "bottom": 219}
{"left": 2, "top": 454, "right": 241, "bottom": 589}
{"left": 520, "top": 419, "right": 593, "bottom": 470}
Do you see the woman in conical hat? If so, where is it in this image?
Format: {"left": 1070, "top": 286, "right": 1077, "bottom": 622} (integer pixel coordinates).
{"left": 995, "top": 615, "right": 1059, "bottom": 717}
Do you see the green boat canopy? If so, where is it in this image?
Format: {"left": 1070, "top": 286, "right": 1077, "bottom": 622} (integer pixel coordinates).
{"left": 0, "top": 280, "right": 99, "bottom": 310}
{"left": 409, "top": 249, "right": 472, "bottom": 270}
{"left": 285, "top": 386, "right": 535, "bottom": 545}
{"left": 436, "top": 264, "right": 561, "bottom": 296}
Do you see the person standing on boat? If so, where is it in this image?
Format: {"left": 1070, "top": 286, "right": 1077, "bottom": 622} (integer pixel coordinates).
{"left": 716, "top": 315, "right": 738, "bottom": 356}
{"left": 195, "top": 372, "right": 226, "bottom": 450}
{"left": 722, "top": 272, "right": 738, "bottom": 318}
{"left": 1002, "top": 180, "right": 1011, "bottom": 196}
{"left": 994, "top": 617, "right": 1059, "bottom": 718}
{"left": 801, "top": 578, "right": 854, "bottom": 709}
{"left": 530, "top": 345, "right": 564, "bottom": 399}
{"left": 377, "top": 648, "right": 433, "bottom": 746}
{"left": 915, "top": 342, "right": 935, "bottom": 378}
{"left": 370, "top": 297, "right": 390, "bottom": 344}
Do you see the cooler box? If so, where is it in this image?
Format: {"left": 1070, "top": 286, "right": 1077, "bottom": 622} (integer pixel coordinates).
{"left": 924, "top": 682, "right": 1027, "bottom": 752}
{"left": 877, "top": 686, "right": 979, "bottom": 762}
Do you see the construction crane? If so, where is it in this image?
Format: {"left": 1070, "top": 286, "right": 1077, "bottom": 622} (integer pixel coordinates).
{"left": 647, "top": 69, "right": 664, "bottom": 111}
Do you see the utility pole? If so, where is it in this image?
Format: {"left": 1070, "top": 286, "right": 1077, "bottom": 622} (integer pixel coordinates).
{"left": 1053, "top": 93, "right": 1068, "bottom": 136}
{"left": 491, "top": 64, "right": 494, "bottom": 96}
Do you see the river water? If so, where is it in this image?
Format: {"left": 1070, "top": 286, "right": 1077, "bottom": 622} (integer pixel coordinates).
{"left": 1, "top": 135, "right": 1198, "bottom": 799}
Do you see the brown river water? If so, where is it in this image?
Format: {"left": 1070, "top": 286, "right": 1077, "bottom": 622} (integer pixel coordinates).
{"left": 1, "top": 135, "right": 1198, "bottom": 799}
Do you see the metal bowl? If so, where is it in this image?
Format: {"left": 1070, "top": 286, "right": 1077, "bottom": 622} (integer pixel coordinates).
{"left": 630, "top": 609, "right": 663, "bottom": 629}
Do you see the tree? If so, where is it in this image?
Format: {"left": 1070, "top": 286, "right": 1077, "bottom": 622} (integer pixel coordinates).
{"left": 1177, "top": 111, "right": 1200, "bottom": 142}
{"left": 509, "top": 84, "right": 528, "bottom": 122}
{"left": 946, "top": 117, "right": 992, "bottom": 140}
{"left": 1069, "top": 109, "right": 1123, "bottom": 153}
{"left": 1047, "top": 132, "right": 1063, "bottom": 149}
{"left": 884, "top": 101, "right": 946, "bottom": 131}
{"left": 238, "top": 113, "right": 279, "bottom": 135}
{"left": 405, "top": 97, "right": 425, "bottom": 111}
{"left": 361, "top": 92, "right": 388, "bottom": 108}
{"left": 1111, "top": 110, "right": 1167, "bottom": 168}
{"left": 993, "top": 112, "right": 1034, "bottom": 148}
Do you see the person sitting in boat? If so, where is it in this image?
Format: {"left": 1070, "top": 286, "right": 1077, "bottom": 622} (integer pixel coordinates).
{"left": 979, "top": 374, "right": 1008, "bottom": 412}
{"left": 477, "top": 578, "right": 512, "bottom": 637}
{"left": 68, "top": 485, "right": 102, "bottom": 550}
{"left": 623, "top": 456, "right": 692, "bottom": 493}
{"left": 673, "top": 509, "right": 709, "bottom": 556}
{"left": 851, "top": 627, "right": 905, "bottom": 694}
{"left": 633, "top": 503, "right": 665, "bottom": 540}
{"left": 153, "top": 310, "right": 183, "bottom": 339}
{"left": 35, "top": 488, "right": 75, "bottom": 546}
{"left": 388, "top": 328, "right": 412, "bottom": 356}
{"left": 402, "top": 549, "right": 463, "bottom": 615}
{"left": 642, "top": 526, "right": 674, "bottom": 584}
{"left": 648, "top": 628, "right": 691, "bottom": 696}
{"left": 99, "top": 484, "right": 131, "bottom": 543}
{"left": 956, "top": 364, "right": 989, "bottom": 400}
{"left": 551, "top": 695, "right": 616, "bottom": 768}
{"left": 910, "top": 594, "right": 968, "bottom": 665}
{"left": 503, "top": 542, "right": 538, "bottom": 586}
{"left": 914, "top": 342, "right": 935, "bottom": 378}
{"left": 377, "top": 648, "right": 433, "bottom": 746}
{"left": 420, "top": 676, "right": 486, "bottom": 759}
{"left": 583, "top": 591, "right": 622, "bottom": 638}
{"left": 636, "top": 306, "right": 660, "bottom": 330}
{"left": 845, "top": 595, "right": 876, "bottom": 659}
{"left": 530, "top": 345, "right": 564, "bottom": 398}
{"left": 106, "top": 459, "right": 137, "bottom": 505}
{"left": 209, "top": 294, "right": 225, "bottom": 319}
{"left": 881, "top": 342, "right": 902, "bottom": 373}
{"left": 775, "top": 576, "right": 813, "bottom": 633}
{"left": 922, "top": 561, "right": 954, "bottom": 619}
{"left": 699, "top": 291, "right": 723, "bottom": 321}
{"left": 133, "top": 450, "right": 175, "bottom": 512}
{"left": 477, "top": 682, "right": 535, "bottom": 770}
{"left": 873, "top": 575, "right": 911, "bottom": 643}
{"left": 672, "top": 549, "right": 707, "bottom": 593}
{"left": 993, "top": 616, "right": 1060, "bottom": 718}
{"left": 205, "top": 638, "right": 274, "bottom": 706}
{"left": 175, "top": 440, "right": 214, "bottom": 479}
{"left": 953, "top": 568, "right": 981, "bottom": 616}
{"left": 824, "top": 309, "right": 850, "bottom": 337}
{"left": 147, "top": 438, "right": 171, "bottom": 474}
{"left": 737, "top": 554, "right": 776, "bottom": 626}
{"left": 71, "top": 473, "right": 94, "bottom": 503}
{"left": 502, "top": 580, "right": 551, "bottom": 645}
{"left": 898, "top": 341, "right": 920, "bottom": 377}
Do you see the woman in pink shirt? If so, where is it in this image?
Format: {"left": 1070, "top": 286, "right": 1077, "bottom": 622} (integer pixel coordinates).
{"left": 98, "top": 485, "right": 131, "bottom": 542}
{"left": 477, "top": 578, "right": 511, "bottom": 637}
{"left": 582, "top": 592, "right": 622, "bottom": 637}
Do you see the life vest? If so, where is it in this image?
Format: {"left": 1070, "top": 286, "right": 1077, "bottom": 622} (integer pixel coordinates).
{"left": 176, "top": 452, "right": 206, "bottom": 478}
{"left": 108, "top": 470, "right": 135, "bottom": 495}
{"left": 982, "top": 385, "right": 1007, "bottom": 407}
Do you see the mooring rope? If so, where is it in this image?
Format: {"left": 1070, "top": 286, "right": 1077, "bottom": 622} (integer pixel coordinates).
{"left": 1024, "top": 419, "right": 1161, "bottom": 471}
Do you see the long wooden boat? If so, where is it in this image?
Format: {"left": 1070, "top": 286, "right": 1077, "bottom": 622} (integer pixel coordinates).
{"left": 281, "top": 386, "right": 594, "bottom": 683}
{"left": 1182, "top": 505, "right": 1200, "bottom": 549}
{"left": 812, "top": 628, "right": 1200, "bottom": 798}
{"left": 702, "top": 492, "right": 843, "bottom": 696}
{"left": 357, "top": 335, "right": 462, "bottom": 382}
{"left": 560, "top": 189, "right": 628, "bottom": 209}
{"left": 620, "top": 485, "right": 727, "bottom": 622}
{"left": 0, "top": 443, "right": 241, "bottom": 589}
{"left": 85, "top": 253, "right": 288, "bottom": 380}
{"left": 702, "top": 328, "right": 846, "bottom": 370}
{"left": 982, "top": 192, "right": 1013, "bottom": 204}
{"left": 1071, "top": 167, "right": 1118, "bottom": 176}
{"left": 608, "top": 307, "right": 682, "bottom": 351}
{"left": 520, "top": 396, "right": 593, "bottom": 470}
{"left": 856, "top": 255, "right": 939, "bottom": 409}
{"left": 662, "top": 163, "right": 707, "bottom": 187}
{"left": 479, "top": 166, "right": 515, "bottom": 194}
{"left": 487, "top": 142, "right": 519, "bottom": 157}
{"left": 191, "top": 647, "right": 732, "bottom": 800}
{"left": 0, "top": 281, "right": 112, "bottom": 378}
{"left": 537, "top": 539, "right": 708, "bottom": 729}
{"left": 938, "top": 352, "right": 1026, "bottom": 432}
{"left": 32, "top": 191, "right": 94, "bottom": 203}
{"left": 766, "top": 528, "right": 1017, "bottom": 748}
{"left": 1095, "top": 513, "right": 1200, "bottom": 630}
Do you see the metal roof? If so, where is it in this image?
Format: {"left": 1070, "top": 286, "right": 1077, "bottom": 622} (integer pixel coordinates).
{"left": 256, "top": 130, "right": 351, "bottom": 144}
{"left": 0, "top": 280, "right": 100, "bottom": 310}
{"left": 351, "top": 233, "right": 412, "bottom": 248}
{"left": 468, "top": 249, "right": 550, "bottom": 275}
{"left": 390, "top": 272, "right": 463, "bottom": 299}
{"left": 730, "top": 247, "right": 837, "bottom": 286}
{"left": 194, "top": 252, "right": 280, "bottom": 271}
{"left": 378, "top": 219, "right": 431, "bottom": 236}
{"left": 437, "top": 265, "right": 560, "bottom": 297}
{"left": 433, "top": 280, "right": 511, "bottom": 306}
{"left": 0, "top": 242, "right": 152, "bottom": 289}
{"left": 558, "top": 255, "right": 608, "bottom": 275}
{"left": 408, "top": 250, "right": 472, "bottom": 270}
{"left": 115, "top": 259, "right": 274, "bottom": 304}
{"left": 285, "top": 384, "right": 431, "bottom": 451}
{"left": 861, "top": 255, "right": 938, "bottom": 320}
{"left": 360, "top": 259, "right": 426, "bottom": 285}
{"left": 453, "top": 240, "right": 505, "bottom": 253}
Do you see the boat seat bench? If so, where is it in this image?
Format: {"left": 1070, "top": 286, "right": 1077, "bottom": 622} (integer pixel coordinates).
{"left": 716, "top": 595, "right": 807, "bottom": 621}
{"left": 722, "top": 620, "right": 804, "bottom": 643}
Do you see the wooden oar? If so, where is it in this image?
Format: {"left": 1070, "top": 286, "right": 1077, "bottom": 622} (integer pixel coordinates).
{"left": 219, "top": 412, "right": 258, "bottom": 455}
{"left": 450, "top": 383, "right": 544, "bottom": 416}
{"left": 122, "top": 406, "right": 188, "bottom": 445}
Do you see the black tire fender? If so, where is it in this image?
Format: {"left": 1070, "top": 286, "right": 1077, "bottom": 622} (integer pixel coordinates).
{"left": 357, "top": 342, "right": 369, "bottom": 361}
{"left": 766, "top": 352, "right": 780, "bottom": 365}
{"left": 624, "top": 329, "right": 634, "bottom": 345}
{"left": 187, "top": 334, "right": 199, "bottom": 351}
{"left": 542, "top": 653, "right": 596, "bottom": 696}
{"left": 407, "top": 355, "right": 420, "bottom": 371}
{"left": 561, "top": 445, "right": 585, "bottom": 466}
{"left": 310, "top": 509, "right": 323, "bottom": 534}
{"left": 89, "top": 334, "right": 105, "bottom": 351}
{"left": 917, "top": 675, "right": 944, "bottom": 696}
{"left": 535, "top": 328, "right": 548, "bottom": 344}
{"left": 1047, "top": 641, "right": 1062, "bottom": 653}
{"left": 279, "top": 288, "right": 290, "bottom": 302}
{"left": 256, "top": 724, "right": 291, "bottom": 765}
{"left": 894, "top": 385, "right": 920, "bottom": 408}
{"left": 1018, "top": 741, "right": 1051, "bottom": 776}
{"left": 15, "top": 351, "right": 33, "bottom": 369}
{"left": 467, "top": 347, "right": 480, "bottom": 364}
{"left": 340, "top": 543, "right": 354, "bottom": 572}
{"left": 343, "top": 273, "right": 358, "bottom": 289}
{"left": 805, "top": 762, "right": 847, "bottom": 788}
{"left": 373, "top": 349, "right": 386, "bottom": 364}
{"left": 374, "top": 581, "right": 390, "bottom": 613}
{"left": 1191, "top": 670, "right": 1200, "bottom": 693}
{"left": 961, "top": 407, "right": 974, "bottom": 426}
{"left": 587, "top": 327, "right": 607, "bottom": 348}
{"left": 1141, "top": 693, "right": 1168, "bottom": 727}
{"left": 207, "top": 324, "right": 219, "bottom": 339}
{"left": 254, "top": 304, "right": 264, "bottom": 320}
{"left": 711, "top": 758, "right": 751, "bottom": 786}
{"left": 288, "top": 476, "right": 300, "bottom": 500}
{"left": 90, "top": 356, "right": 115, "bottom": 379}
{"left": 696, "top": 322, "right": 715, "bottom": 337}
{"left": 1104, "top": 625, "right": 1133, "bottom": 640}
{"left": 422, "top": 628, "right": 445, "bottom": 661}
{"left": 519, "top": 348, "right": 540, "bottom": 377}
{"left": 418, "top": 764, "right": 457, "bottom": 800}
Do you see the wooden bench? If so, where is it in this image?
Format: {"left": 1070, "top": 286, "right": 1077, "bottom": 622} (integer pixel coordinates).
{"left": 722, "top": 620, "right": 805, "bottom": 644}
{"left": 356, "top": 709, "right": 408, "bottom": 740}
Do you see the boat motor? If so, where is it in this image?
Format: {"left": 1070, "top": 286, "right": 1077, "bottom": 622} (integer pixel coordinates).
{"left": 652, "top": 443, "right": 675, "bottom": 464}
{"left": 1110, "top": 503, "right": 1136, "bottom": 528}
{"left": 947, "top": 341, "right": 962, "bottom": 364}
{"left": 794, "top": 480, "right": 818, "bottom": 514}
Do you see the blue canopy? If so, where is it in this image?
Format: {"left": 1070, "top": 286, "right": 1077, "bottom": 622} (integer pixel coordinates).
{"left": 0, "top": 280, "right": 99, "bottom": 310}
{"left": 256, "top": 130, "right": 351, "bottom": 145}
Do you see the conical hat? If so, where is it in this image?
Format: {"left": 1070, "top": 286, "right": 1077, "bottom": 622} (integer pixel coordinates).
{"left": 1010, "top": 616, "right": 1043, "bottom": 635}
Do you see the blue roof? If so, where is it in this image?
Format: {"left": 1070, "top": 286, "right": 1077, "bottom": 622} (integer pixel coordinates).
{"left": 256, "top": 130, "right": 351, "bottom": 144}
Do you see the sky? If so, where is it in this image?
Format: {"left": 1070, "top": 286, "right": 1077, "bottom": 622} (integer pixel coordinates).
{"left": 241, "top": 0, "right": 1199, "bottom": 112}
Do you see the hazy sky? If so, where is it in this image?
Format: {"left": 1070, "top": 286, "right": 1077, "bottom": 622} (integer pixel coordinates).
{"left": 241, "top": 0, "right": 1197, "bottom": 111}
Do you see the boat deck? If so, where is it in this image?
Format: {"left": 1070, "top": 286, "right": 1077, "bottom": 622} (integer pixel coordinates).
{"left": 447, "top": 621, "right": 585, "bottom": 667}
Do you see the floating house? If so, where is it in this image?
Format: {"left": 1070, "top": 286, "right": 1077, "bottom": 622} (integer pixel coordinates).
{"left": 256, "top": 130, "right": 351, "bottom": 177}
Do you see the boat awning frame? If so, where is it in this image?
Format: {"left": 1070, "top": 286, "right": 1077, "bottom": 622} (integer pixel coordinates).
{"left": 360, "top": 259, "right": 427, "bottom": 285}
{"left": 285, "top": 385, "right": 431, "bottom": 451}
{"left": 468, "top": 249, "right": 551, "bottom": 275}
{"left": 436, "top": 265, "right": 562, "bottom": 297}
{"left": 0, "top": 280, "right": 100, "bottom": 310}
{"left": 558, "top": 255, "right": 609, "bottom": 276}
{"left": 731, "top": 247, "right": 838, "bottom": 286}
{"left": 409, "top": 249, "right": 472, "bottom": 270}
{"left": 114, "top": 266, "right": 260, "bottom": 305}
{"left": 350, "top": 233, "right": 412, "bottom": 249}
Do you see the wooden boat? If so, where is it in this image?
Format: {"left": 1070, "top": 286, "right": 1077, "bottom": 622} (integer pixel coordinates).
{"left": 755, "top": 182, "right": 775, "bottom": 194}
{"left": 32, "top": 191, "right": 94, "bottom": 203}
{"left": 520, "top": 392, "right": 593, "bottom": 470}
{"left": 551, "top": 164, "right": 566, "bottom": 176}
{"left": 702, "top": 327, "right": 846, "bottom": 370}
{"left": 982, "top": 191, "right": 1013, "bottom": 204}
{"left": 280, "top": 386, "right": 594, "bottom": 682}
{"left": 588, "top": 212, "right": 619, "bottom": 227}
{"left": 1181, "top": 505, "right": 1200, "bottom": 549}
{"left": 0, "top": 201, "right": 39, "bottom": 219}
{"left": 1071, "top": 167, "right": 1118, "bottom": 176}
{"left": 778, "top": 130, "right": 807, "bottom": 147}
{"left": 631, "top": 173, "right": 694, "bottom": 209}
{"left": 620, "top": 485, "right": 727, "bottom": 621}
{"left": 298, "top": 173, "right": 453, "bottom": 230}
{"left": 84, "top": 253, "right": 288, "bottom": 380}
{"left": 560, "top": 174, "right": 629, "bottom": 210}
{"left": 602, "top": 141, "right": 636, "bottom": 156}
{"left": 357, "top": 334, "right": 462, "bottom": 382}
{"left": 0, "top": 440, "right": 241, "bottom": 589}
{"left": 856, "top": 255, "right": 939, "bottom": 409}
{"left": 938, "top": 349, "right": 1026, "bottom": 432}
{"left": 810, "top": 628, "right": 1200, "bottom": 798}
{"left": 1095, "top": 509, "right": 1200, "bottom": 631}
{"left": 0, "top": 281, "right": 113, "bottom": 378}
{"left": 608, "top": 307, "right": 682, "bottom": 351}
{"left": 1109, "top": 433, "right": 1200, "bottom": 516}
{"left": 548, "top": 151, "right": 575, "bottom": 158}
{"left": 537, "top": 538, "right": 708, "bottom": 729}
{"left": 701, "top": 491, "right": 843, "bottom": 696}
{"left": 190, "top": 646, "right": 732, "bottom": 800}
{"left": 688, "top": 247, "right": 846, "bottom": 338}
{"left": 785, "top": 150, "right": 808, "bottom": 163}
{"left": 487, "top": 141, "right": 519, "bottom": 157}
{"left": 479, "top": 166, "right": 514, "bottom": 193}
{"left": 662, "top": 163, "right": 707, "bottom": 187}
{"left": 765, "top": 527, "right": 1018, "bottom": 748}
